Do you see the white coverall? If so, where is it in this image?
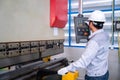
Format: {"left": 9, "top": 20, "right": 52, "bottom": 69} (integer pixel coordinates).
{"left": 58, "top": 29, "right": 109, "bottom": 77}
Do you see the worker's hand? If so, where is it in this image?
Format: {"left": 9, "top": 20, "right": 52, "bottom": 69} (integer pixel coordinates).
{"left": 57, "top": 67, "right": 68, "bottom": 75}
{"left": 58, "top": 64, "right": 76, "bottom": 75}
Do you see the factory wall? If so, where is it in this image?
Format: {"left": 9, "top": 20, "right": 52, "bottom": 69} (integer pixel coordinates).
{"left": 64, "top": 0, "right": 120, "bottom": 48}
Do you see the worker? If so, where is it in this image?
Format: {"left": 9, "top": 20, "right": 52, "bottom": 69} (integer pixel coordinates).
{"left": 58, "top": 10, "right": 110, "bottom": 80}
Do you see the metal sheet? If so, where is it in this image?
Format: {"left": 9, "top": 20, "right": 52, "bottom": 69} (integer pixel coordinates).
{"left": 0, "top": 0, "right": 64, "bottom": 42}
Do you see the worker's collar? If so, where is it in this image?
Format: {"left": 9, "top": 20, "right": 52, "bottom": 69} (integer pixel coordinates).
{"left": 89, "top": 29, "right": 104, "bottom": 39}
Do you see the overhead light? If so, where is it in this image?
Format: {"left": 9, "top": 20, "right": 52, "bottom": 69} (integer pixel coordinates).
{"left": 83, "top": 0, "right": 112, "bottom": 5}
{"left": 72, "top": 0, "right": 112, "bottom": 6}
{"left": 72, "top": 3, "right": 78, "bottom": 6}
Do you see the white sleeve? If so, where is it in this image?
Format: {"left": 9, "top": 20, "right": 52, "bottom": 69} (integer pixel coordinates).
{"left": 67, "top": 40, "right": 99, "bottom": 71}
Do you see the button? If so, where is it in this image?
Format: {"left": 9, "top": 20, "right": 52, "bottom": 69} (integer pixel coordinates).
{"left": 82, "top": 29, "right": 85, "bottom": 31}
{"left": 78, "top": 29, "right": 81, "bottom": 31}
{"left": 86, "top": 29, "right": 88, "bottom": 31}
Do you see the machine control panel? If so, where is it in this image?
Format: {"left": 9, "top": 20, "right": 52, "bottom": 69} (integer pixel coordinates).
{"left": 114, "top": 20, "right": 120, "bottom": 31}
{"left": 74, "top": 14, "right": 90, "bottom": 43}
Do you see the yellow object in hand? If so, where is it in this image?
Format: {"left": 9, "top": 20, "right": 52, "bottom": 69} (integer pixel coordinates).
{"left": 62, "top": 71, "right": 79, "bottom": 80}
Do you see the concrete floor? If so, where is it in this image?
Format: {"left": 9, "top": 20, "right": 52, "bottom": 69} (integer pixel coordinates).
{"left": 52, "top": 47, "right": 120, "bottom": 80}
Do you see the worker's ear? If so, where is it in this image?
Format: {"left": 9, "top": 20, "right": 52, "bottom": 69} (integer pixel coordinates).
{"left": 89, "top": 21, "right": 93, "bottom": 27}
{"left": 89, "top": 21, "right": 93, "bottom": 25}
